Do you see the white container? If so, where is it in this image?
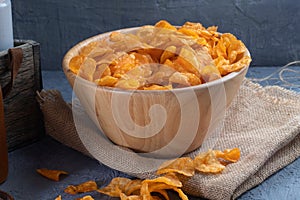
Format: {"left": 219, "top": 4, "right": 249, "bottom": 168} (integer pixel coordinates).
{"left": 0, "top": 0, "right": 14, "bottom": 51}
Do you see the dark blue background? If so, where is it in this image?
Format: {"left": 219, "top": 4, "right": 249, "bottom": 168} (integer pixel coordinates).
{"left": 11, "top": 0, "right": 300, "bottom": 70}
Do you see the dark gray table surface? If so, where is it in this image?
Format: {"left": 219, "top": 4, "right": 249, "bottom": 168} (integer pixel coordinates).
{"left": 0, "top": 66, "right": 299, "bottom": 200}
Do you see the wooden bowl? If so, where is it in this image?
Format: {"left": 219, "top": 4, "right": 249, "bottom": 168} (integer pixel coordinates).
{"left": 62, "top": 27, "right": 250, "bottom": 155}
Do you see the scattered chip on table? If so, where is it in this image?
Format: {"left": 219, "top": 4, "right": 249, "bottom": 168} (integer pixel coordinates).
{"left": 36, "top": 168, "right": 68, "bottom": 181}
{"left": 64, "top": 180, "right": 98, "bottom": 195}
{"left": 156, "top": 157, "right": 195, "bottom": 177}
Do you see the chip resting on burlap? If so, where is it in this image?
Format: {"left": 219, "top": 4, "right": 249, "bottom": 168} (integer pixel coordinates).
{"left": 37, "top": 79, "right": 300, "bottom": 200}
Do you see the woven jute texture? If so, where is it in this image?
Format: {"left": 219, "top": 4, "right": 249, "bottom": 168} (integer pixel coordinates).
{"left": 37, "top": 79, "right": 300, "bottom": 200}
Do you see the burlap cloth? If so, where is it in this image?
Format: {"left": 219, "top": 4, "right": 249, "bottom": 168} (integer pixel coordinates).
{"left": 37, "top": 79, "right": 300, "bottom": 200}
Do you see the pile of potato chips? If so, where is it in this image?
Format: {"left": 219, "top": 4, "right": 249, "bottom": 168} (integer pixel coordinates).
{"left": 97, "top": 148, "right": 240, "bottom": 200}
{"left": 69, "top": 20, "right": 251, "bottom": 90}
{"left": 37, "top": 148, "right": 240, "bottom": 200}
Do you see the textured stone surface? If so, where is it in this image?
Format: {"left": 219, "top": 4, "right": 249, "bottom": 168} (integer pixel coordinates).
{"left": 11, "top": 0, "right": 300, "bottom": 70}
{"left": 0, "top": 67, "right": 299, "bottom": 199}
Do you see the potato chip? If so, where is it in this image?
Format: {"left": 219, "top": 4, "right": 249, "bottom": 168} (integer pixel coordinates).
{"left": 160, "top": 46, "right": 177, "bottom": 64}
{"left": 215, "top": 147, "right": 240, "bottom": 163}
{"left": 93, "top": 63, "right": 111, "bottom": 80}
{"left": 194, "top": 150, "right": 225, "bottom": 173}
{"left": 115, "top": 79, "right": 141, "bottom": 89}
{"left": 95, "top": 76, "right": 118, "bottom": 87}
{"left": 36, "top": 168, "right": 68, "bottom": 181}
{"left": 171, "top": 188, "right": 189, "bottom": 200}
{"left": 146, "top": 182, "right": 187, "bottom": 200}
{"left": 136, "top": 48, "right": 164, "bottom": 63}
{"left": 55, "top": 195, "right": 62, "bottom": 200}
{"left": 79, "top": 57, "right": 97, "bottom": 81}
{"left": 143, "top": 173, "right": 182, "bottom": 188}
{"left": 64, "top": 180, "right": 97, "bottom": 195}
{"left": 217, "top": 55, "right": 251, "bottom": 75}
{"left": 157, "top": 157, "right": 194, "bottom": 177}
{"left": 80, "top": 41, "right": 99, "bottom": 56}
{"left": 120, "top": 193, "right": 142, "bottom": 200}
{"left": 124, "top": 179, "right": 142, "bottom": 196}
{"left": 98, "top": 177, "right": 132, "bottom": 197}
{"left": 75, "top": 195, "right": 95, "bottom": 200}
{"left": 69, "top": 55, "right": 86, "bottom": 74}
{"left": 155, "top": 20, "right": 177, "bottom": 31}
{"left": 169, "top": 72, "right": 191, "bottom": 86}
{"left": 200, "top": 65, "right": 221, "bottom": 82}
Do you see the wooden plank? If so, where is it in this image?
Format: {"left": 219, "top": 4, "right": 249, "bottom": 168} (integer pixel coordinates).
{"left": 0, "top": 40, "right": 44, "bottom": 151}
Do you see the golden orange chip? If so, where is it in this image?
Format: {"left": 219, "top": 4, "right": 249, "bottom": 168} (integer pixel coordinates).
{"left": 69, "top": 55, "right": 86, "bottom": 74}
{"left": 217, "top": 55, "right": 251, "bottom": 75}
{"left": 160, "top": 46, "right": 176, "bottom": 64}
{"left": 80, "top": 41, "right": 99, "bottom": 56}
{"left": 120, "top": 193, "right": 142, "bottom": 200}
{"left": 194, "top": 150, "right": 225, "bottom": 173}
{"left": 95, "top": 75, "right": 118, "bottom": 87}
{"left": 36, "top": 168, "right": 68, "bottom": 181}
{"left": 157, "top": 157, "right": 194, "bottom": 177}
{"left": 152, "top": 189, "right": 169, "bottom": 200}
{"left": 97, "top": 177, "right": 132, "bottom": 197}
{"left": 172, "top": 188, "right": 189, "bottom": 200}
{"left": 54, "top": 195, "right": 62, "bottom": 200}
{"left": 147, "top": 182, "right": 187, "bottom": 200}
{"left": 178, "top": 28, "right": 199, "bottom": 38}
{"left": 200, "top": 65, "right": 221, "bottom": 82}
{"left": 75, "top": 195, "right": 95, "bottom": 200}
{"left": 143, "top": 172, "right": 182, "bottom": 188}
{"left": 125, "top": 179, "right": 143, "bottom": 196}
{"left": 155, "top": 20, "right": 177, "bottom": 31}
{"left": 79, "top": 57, "right": 97, "bottom": 81}
{"left": 215, "top": 147, "right": 241, "bottom": 163}
{"left": 64, "top": 180, "right": 97, "bottom": 195}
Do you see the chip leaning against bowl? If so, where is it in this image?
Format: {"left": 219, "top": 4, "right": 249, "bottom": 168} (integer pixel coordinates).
{"left": 69, "top": 20, "right": 251, "bottom": 90}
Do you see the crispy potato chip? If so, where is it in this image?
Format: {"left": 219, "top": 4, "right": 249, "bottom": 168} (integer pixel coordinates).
{"left": 215, "top": 147, "right": 241, "bottom": 163}
{"left": 69, "top": 55, "right": 86, "bottom": 74}
{"left": 160, "top": 46, "right": 177, "bottom": 64}
{"left": 144, "top": 173, "right": 182, "bottom": 188}
{"left": 157, "top": 157, "right": 194, "bottom": 177}
{"left": 98, "top": 177, "right": 132, "bottom": 197}
{"left": 155, "top": 20, "right": 177, "bottom": 31}
{"left": 124, "top": 179, "right": 142, "bottom": 196}
{"left": 194, "top": 150, "right": 225, "bottom": 173}
{"left": 64, "top": 180, "right": 97, "bottom": 195}
{"left": 79, "top": 57, "right": 97, "bottom": 81}
{"left": 152, "top": 189, "right": 169, "bottom": 200}
{"left": 36, "top": 168, "right": 68, "bottom": 181}
{"left": 55, "top": 195, "right": 62, "bottom": 200}
{"left": 80, "top": 41, "right": 99, "bottom": 56}
{"left": 93, "top": 63, "right": 111, "bottom": 80}
{"left": 75, "top": 195, "right": 95, "bottom": 200}
{"left": 120, "top": 193, "right": 142, "bottom": 200}
{"left": 115, "top": 79, "right": 141, "bottom": 89}
{"left": 171, "top": 188, "right": 189, "bottom": 200}
{"left": 95, "top": 76, "right": 118, "bottom": 87}
{"left": 217, "top": 55, "right": 251, "bottom": 75}
{"left": 200, "top": 65, "right": 221, "bottom": 82}
{"left": 146, "top": 182, "right": 187, "bottom": 200}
